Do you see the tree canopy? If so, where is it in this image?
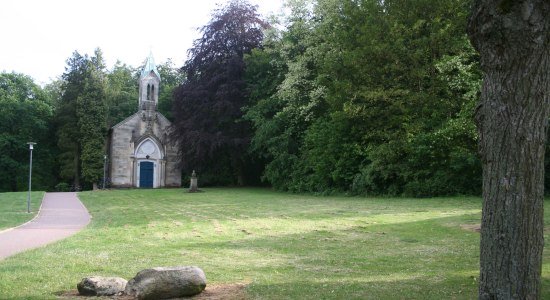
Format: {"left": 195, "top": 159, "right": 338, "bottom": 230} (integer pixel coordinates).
{"left": 171, "top": 0, "right": 268, "bottom": 185}
{"left": 0, "top": 72, "right": 56, "bottom": 192}
{"left": 243, "top": 0, "right": 480, "bottom": 195}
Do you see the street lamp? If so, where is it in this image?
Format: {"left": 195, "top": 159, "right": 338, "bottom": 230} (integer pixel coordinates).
{"left": 103, "top": 154, "right": 107, "bottom": 190}
{"left": 27, "top": 142, "right": 36, "bottom": 214}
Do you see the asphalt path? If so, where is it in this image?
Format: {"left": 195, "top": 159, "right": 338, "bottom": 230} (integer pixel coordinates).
{"left": 0, "top": 192, "right": 90, "bottom": 260}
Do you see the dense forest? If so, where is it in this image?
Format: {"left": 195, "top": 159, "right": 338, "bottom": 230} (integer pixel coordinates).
{"left": 173, "top": 0, "right": 483, "bottom": 196}
{"left": 0, "top": 0, "right": 545, "bottom": 196}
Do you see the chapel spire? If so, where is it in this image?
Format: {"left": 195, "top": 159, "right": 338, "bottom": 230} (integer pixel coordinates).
{"left": 139, "top": 52, "right": 161, "bottom": 111}
{"left": 141, "top": 51, "right": 161, "bottom": 80}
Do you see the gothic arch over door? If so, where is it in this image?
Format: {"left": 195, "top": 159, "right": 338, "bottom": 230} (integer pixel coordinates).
{"left": 135, "top": 137, "right": 164, "bottom": 188}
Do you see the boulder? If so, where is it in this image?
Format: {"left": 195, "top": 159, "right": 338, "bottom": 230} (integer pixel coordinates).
{"left": 77, "top": 276, "right": 127, "bottom": 296}
{"left": 125, "top": 266, "right": 206, "bottom": 299}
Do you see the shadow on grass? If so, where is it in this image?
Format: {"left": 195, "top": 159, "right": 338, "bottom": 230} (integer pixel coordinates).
{"left": 245, "top": 274, "right": 480, "bottom": 299}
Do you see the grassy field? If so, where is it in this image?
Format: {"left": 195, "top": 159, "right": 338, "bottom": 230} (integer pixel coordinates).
{"left": 0, "top": 191, "right": 44, "bottom": 231}
{"left": 0, "top": 188, "right": 549, "bottom": 299}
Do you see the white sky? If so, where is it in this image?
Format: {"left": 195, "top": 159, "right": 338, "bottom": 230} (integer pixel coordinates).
{"left": 0, "top": 0, "right": 285, "bottom": 85}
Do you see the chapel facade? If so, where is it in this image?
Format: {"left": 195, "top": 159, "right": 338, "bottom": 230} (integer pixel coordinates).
{"left": 108, "top": 53, "right": 181, "bottom": 188}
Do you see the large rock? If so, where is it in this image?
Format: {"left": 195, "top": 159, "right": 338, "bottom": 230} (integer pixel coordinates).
{"left": 77, "top": 276, "right": 127, "bottom": 296}
{"left": 125, "top": 266, "right": 207, "bottom": 299}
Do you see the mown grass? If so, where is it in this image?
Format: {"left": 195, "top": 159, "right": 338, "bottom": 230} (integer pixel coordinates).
{"left": 0, "top": 188, "right": 549, "bottom": 299}
{"left": 0, "top": 191, "right": 44, "bottom": 231}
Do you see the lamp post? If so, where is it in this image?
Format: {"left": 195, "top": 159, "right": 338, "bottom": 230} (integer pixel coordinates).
{"left": 103, "top": 154, "right": 107, "bottom": 190}
{"left": 27, "top": 142, "right": 36, "bottom": 213}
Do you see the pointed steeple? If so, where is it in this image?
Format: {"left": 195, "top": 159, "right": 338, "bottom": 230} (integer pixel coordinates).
{"left": 141, "top": 51, "right": 161, "bottom": 80}
{"left": 139, "top": 52, "right": 161, "bottom": 111}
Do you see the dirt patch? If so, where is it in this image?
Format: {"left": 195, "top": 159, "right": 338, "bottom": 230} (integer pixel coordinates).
{"left": 57, "top": 283, "right": 248, "bottom": 300}
{"left": 193, "top": 282, "right": 248, "bottom": 300}
{"left": 460, "top": 224, "right": 480, "bottom": 233}
{"left": 56, "top": 290, "right": 132, "bottom": 299}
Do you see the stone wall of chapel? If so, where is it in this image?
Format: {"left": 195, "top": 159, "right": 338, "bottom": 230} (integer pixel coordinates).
{"left": 110, "top": 114, "right": 140, "bottom": 187}
{"left": 109, "top": 112, "right": 181, "bottom": 188}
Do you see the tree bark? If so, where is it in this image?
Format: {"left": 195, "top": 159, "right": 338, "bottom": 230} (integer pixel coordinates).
{"left": 468, "top": 1, "right": 549, "bottom": 299}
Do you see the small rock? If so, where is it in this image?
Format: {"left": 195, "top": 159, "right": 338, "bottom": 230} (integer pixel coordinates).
{"left": 125, "top": 266, "right": 206, "bottom": 300}
{"left": 77, "top": 276, "right": 127, "bottom": 296}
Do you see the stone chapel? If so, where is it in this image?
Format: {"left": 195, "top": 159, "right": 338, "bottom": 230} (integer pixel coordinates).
{"left": 108, "top": 53, "right": 181, "bottom": 188}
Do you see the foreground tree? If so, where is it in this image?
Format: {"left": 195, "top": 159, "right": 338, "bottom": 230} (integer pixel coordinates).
{"left": 171, "top": 0, "right": 267, "bottom": 185}
{"left": 468, "top": 1, "right": 549, "bottom": 298}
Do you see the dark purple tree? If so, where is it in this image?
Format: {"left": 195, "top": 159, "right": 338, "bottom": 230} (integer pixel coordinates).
{"left": 171, "top": 0, "right": 267, "bottom": 185}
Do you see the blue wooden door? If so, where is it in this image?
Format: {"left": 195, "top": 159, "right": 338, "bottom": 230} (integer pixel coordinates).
{"left": 139, "top": 162, "right": 154, "bottom": 188}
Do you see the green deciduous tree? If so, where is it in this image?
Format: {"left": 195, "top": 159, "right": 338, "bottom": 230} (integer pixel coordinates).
{"left": 245, "top": 0, "right": 480, "bottom": 195}
{"left": 404, "top": 38, "right": 482, "bottom": 196}
{"left": 244, "top": 0, "right": 325, "bottom": 190}
{"left": 157, "top": 59, "right": 184, "bottom": 121}
{"left": 0, "top": 72, "right": 56, "bottom": 192}
{"left": 105, "top": 61, "right": 137, "bottom": 127}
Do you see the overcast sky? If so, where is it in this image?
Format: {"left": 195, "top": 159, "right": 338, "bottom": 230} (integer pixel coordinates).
{"left": 0, "top": 0, "right": 284, "bottom": 85}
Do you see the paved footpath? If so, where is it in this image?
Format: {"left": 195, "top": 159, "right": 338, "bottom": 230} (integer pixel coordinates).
{"left": 0, "top": 192, "right": 90, "bottom": 260}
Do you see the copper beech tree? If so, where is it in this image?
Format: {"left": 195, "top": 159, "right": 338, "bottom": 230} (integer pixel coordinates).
{"left": 468, "top": 0, "right": 549, "bottom": 298}
{"left": 171, "top": 0, "right": 267, "bottom": 185}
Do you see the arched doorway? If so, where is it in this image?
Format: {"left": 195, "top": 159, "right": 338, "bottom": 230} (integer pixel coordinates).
{"left": 135, "top": 137, "right": 164, "bottom": 188}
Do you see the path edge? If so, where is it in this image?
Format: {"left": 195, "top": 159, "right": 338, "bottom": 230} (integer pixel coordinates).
{"left": 75, "top": 193, "right": 92, "bottom": 225}
{"left": 0, "top": 192, "right": 47, "bottom": 234}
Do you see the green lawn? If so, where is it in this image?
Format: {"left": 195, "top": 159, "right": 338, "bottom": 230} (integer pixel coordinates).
{"left": 0, "top": 191, "right": 44, "bottom": 231}
{"left": 0, "top": 188, "right": 549, "bottom": 299}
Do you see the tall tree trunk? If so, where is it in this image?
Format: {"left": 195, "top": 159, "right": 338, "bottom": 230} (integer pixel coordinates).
{"left": 468, "top": 1, "right": 549, "bottom": 299}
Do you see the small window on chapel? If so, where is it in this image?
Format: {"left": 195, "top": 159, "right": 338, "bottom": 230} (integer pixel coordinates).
{"left": 151, "top": 85, "right": 155, "bottom": 101}
{"left": 147, "top": 84, "right": 151, "bottom": 100}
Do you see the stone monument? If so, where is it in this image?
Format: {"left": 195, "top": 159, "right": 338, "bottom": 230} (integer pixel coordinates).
{"left": 189, "top": 170, "right": 198, "bottom": 192}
